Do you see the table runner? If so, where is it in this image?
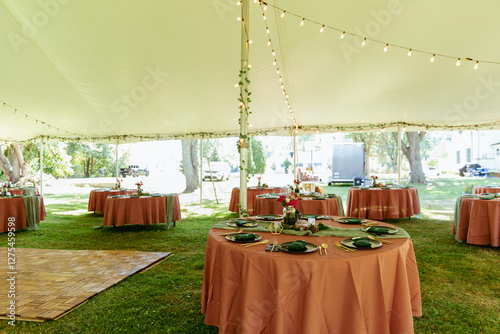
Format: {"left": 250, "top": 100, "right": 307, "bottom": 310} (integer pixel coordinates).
{"left": 22, "top": 195, "right": 41, "bottom": 231}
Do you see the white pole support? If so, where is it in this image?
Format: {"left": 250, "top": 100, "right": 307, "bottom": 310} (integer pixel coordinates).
{"left": 39, "top": 137, "right": 44, "bottom": 195}
{"left": 115, "top": 139, "right": 119, "bottom": 182}
{"left": 397, "top": 124, "right": 402, "bottom": 185}
{"left": 238, "top": 0, "right": 250, "bottom": 217}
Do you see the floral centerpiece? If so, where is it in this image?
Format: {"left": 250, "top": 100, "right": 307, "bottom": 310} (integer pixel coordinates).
{"left": 293, "top": 178, "right": 301, "bottom": 194}
{"left": 257, "top": 176, "right": 261, "bottom": 187}
{"left": 277, "top": 193, "right": 299, "bottom": 226}
{"left": 135, "top": 181, "right": 144, "bottom": 195}
{"left": 370, "top": 175, "right": 379, "bottom": 187}
{"left": 115, "top": 179, "right": 123, "bottom": 189}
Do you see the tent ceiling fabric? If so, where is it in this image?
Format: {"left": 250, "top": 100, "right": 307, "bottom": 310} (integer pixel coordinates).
{"left": 1, "top": 0, "right": 500, "bottom": 143}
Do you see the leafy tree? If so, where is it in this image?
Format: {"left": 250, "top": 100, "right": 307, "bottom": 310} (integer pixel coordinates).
{"left": 247, "top": 138, "right": 266, "bottom": 175}
{"left": 65, "top": 143, "right": 116, "bottom": 177}
{"left": 283, "top": 157, "right": 292, "bottom": 173}
{"left": 0, "top": 143, "right": 29, "bottom": 182}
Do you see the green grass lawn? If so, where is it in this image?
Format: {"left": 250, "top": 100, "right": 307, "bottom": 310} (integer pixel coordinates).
{"left": 1, "top": 178, "right": 499, "bottom": 333}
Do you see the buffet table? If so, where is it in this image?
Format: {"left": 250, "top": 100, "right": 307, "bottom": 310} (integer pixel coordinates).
{"left": 229, "top": 187, "right": 285, "bottom": 215}
{"left": 472, "top": 186, "right": 500, "bottom": 195}
{"left": 201, "top": 219, "right": 421, "bottom": 334}
{"left": 103, "top": 194, "right": 181, "bottom": 228}
{"left": 254, "top": 196, "right": 343, "bottom": 216}
{"left": 0, "top": 196, "right": 46, "bottom": 233}
{"left": 454, "top": 196, "right": 500, "bottom": 247}
{"left": 88, "top": 189, "right": 136, "bottom": 212}
{"left": 347, "top": 187, "right": 420, "bottom": 220}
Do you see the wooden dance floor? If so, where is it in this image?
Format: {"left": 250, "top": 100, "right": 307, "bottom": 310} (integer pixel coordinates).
{"left": 0, "top": 247, "right": 171, "bottom": 321}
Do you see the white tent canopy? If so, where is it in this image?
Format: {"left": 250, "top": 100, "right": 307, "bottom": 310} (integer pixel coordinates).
{"left": 1, "top": 0, "right": 500, "bottom": 143}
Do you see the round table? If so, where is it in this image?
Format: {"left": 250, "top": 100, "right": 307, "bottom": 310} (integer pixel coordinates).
{"left": 201, "top": 219, "right": 422, "bottom": 334}
{"left": 103, "top": 195, "right": 181, "bottom": 226}
{"left": 347, "top": 187, "right": 420, "bottom": 220}
{"left": 88, "top": 189, "right": 136, "bottom": 212}
{"left": 254, "top": 196, "right": 342, "bottom": 216}
{"left": 454, "top": 197, "right": 500, "bottom": 247}
{"left": 472, "top": 186, "right": 500, "bottom": 195}
{"left": 0, "top": 196, "right": 46, "bottom": 233}
{"left": 229, "top": 187, "right": 285, "bottom": 215}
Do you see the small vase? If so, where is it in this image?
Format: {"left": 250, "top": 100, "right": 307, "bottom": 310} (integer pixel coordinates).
{"left": 283, "top": 206, "right": 296, "bottom": 226}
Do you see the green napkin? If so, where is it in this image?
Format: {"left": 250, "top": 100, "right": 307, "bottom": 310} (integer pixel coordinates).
{"left": 234, "top": 233, "right": 256, "bottom": 241}
{"left": 367, "top": 226, "right": 390, "bottom": 234}
{"left": 353, "top": 238, "right": 372, "bottom": 247}
{"left": 236, "top": 220, "right": 251, "bottom": 227}
{"left": 342, "top": 218, "right": 362, "bottom": 223}
{"left": 287, "top": 240, "right": 308, "bottom": 251}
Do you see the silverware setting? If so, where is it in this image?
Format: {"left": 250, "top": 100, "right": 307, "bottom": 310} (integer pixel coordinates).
{"left": 334, "top": 241, "right": 356, "bottom": 252}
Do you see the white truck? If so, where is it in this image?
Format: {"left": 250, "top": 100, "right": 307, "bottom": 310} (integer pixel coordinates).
{"left": 328, "top": 143, "right": 366, "bottom": 185}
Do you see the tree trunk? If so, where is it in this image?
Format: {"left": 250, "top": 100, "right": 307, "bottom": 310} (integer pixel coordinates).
{"left": 181, "top": 140, "right": 199, "bottom": 193}
{"left": 0, "top": 144, "right": 26, "bottom": 183}
{"left": 393, "top": 131, "right": 427, "bottom": 184}
{"left": 13, "top": 143, "right": 28, "bottom": 177}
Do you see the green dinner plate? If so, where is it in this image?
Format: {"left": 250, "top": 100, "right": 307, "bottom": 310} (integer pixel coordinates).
{"left": 342, "top": 237, "right": 382, "bottom": 249}
{"left": 336, "top": 217, "right": 367, "bottom": 224}
{"left": 256, "top": 214, "right": 283, "bottom": 221}
{"left": 278, "top": 241, "right": 318, "bottom": 254}
{"left": 225, "top": 233, "right": 262, "bottom": 243}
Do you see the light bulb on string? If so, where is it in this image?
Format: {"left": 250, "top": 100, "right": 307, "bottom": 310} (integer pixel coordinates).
{"left": 234, "top": 83, "right": 239, "bottom": 88}
{"left": 281, "top": 11, "right": 285, "bottom": 18}
{"left": 456, "top": 58, "right": 461, "bottom": 66}
{"left": 430, "top": 54, "right": 435, "bottom": 62}
{"left": 273, "top": 60, "right": 276, "bottom": 66}
{"left": 237, "top": 1, "right": 242, "bottom": 5}
{"left": 267, "top": 39, "right": 271, "bottom": 46}
{"left": 407, "top": 49, "right": 412, "bottom": 56}
{"left": 474, "top": 61, "right": 479, "bottom": 70}
{"left": 381, "top": 128, "right": 385, "bottom": 132}
{"left": 263, "top": 4, "right": 267, "bottom": 11}
{"left": 266, "top": 28, "right": 269, "bottom": 34}
{"left": 320, "top": 25, "right": 325, "bottom": 33}
{"left": 340, "top": 31, "right": 345, "bottom": 39}
{"left": 361, "top": 38, "right": 366, "bottom": 46}
{"left": 300, "top": 18, "right": 305, "bottom": 26}
{"left": 263, "top": 13, "right": 266, "bottom": 20}
{"left": 277, "top": 69, "right": 280, "bottom": 74}
{"left": 272, "top": 50, "right": 275, "bottom": 56}
{"left": 237, "top": 17, "right": 241, "bottom": 21}
{"left": 384, "top": 44, "right": 388, "bottom": 52}
{"left": 248, "top": 40, "right": 252, "bottom": 44}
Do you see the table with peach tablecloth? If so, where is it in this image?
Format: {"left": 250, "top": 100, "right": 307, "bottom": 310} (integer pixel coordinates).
{"left": 254, "top": 196, "right": 344, "bottom": 216}
{"left": 88, "top": 189, "right": 135, "bottom": 212}
{"left": 201, "top": 219, "right": 421, "bottom": 334}
{"left": 347, "top": 187, "right": 420, "bottom": 220}
{"left": 103, "top": 194, "right": 181, "bottom": 227}
{"left": 0, "top": 196, "right": 46, "bottom": 233}
{"left": 229, "top": 187, "right": 285, "bottom": 215}
{"left": 472, "top": 186, "right": 500, "bottom": 195}
{"left": 453, "top": 196, "right": 500, "bottom": 247}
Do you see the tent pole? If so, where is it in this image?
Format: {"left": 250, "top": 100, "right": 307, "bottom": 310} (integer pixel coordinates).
{"left": 39, "top": 137, "right": 43, "bottom": 195}
{"left": 293, "top": 132, "right": 297, "bottom": 179}
{"left": 200, "top": 138, "right": 203, "bottom": 207}
{"left": 239, "top": 0, "right": 250, "bottom": 217}
{"left": 115, "top": 139, "right": 119, "bottom": 183}
{"left": 397, "top": 124, "right": 402, "bottom": 185}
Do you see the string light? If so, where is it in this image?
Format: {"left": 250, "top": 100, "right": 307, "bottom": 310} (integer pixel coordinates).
{"left": 300, "top": 18, "right": 305, "bottom": 26}
{"left": 361, "top": 38, "right": 366, "bottom": 46}
{"left": 234, "top": 83, "right": 240, "bottom": 88}
{"left": 407, "top": 49, "right": 412, "bottom": 56}
{"left": 267, "top": 39, "right": 271, "bottom": 46}
{"left": 236, "top": 1, "right": 242, "bottom": 5}
{"left": 384, "top": 44, "right": 388, "bottom": 52}
{"left": 281, "top": 11, "right": 285, "bottom": 18}
{"left": 474, "top": 61, "right": 479, "bottom": 70}
{"left": 340, "top": 31, "right": 345, "bottom": 39}
{"left": 266, "top": 28, "right": 269, "bottom": 34}
{"left": 248, "top": 40, "right": 252, "bottom": 44}
{"left": 236, "top": 17, "right": 241, "bottom": 21}
{"left": 430, "top": 54, "right": 435, "bottom": 62}
{"left": 320, "top": 25, "right": 325, "bottom": 33}
{"left": 456, "top": 58, "right": 461, "bottom": 66}
{"left": 262, "top": 13, "right": 266, "bottom": 20}
{"left": 263, "top": 4, "right": 267, "bottom": 11}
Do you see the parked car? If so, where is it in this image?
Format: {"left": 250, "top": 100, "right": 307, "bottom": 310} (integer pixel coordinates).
{"left": 120, "top": 165, "right": 149, "bottom": 177}
{"left": 458, "top": 163, "right": 484, "bottom": 177}
{"left": 202, "top": 162, "right": 231, "bottom": 181}
{"left": 408, "top": 166, "right": 441, "bottom": 178}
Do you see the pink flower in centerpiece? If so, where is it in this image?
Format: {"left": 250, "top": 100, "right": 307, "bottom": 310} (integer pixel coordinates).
{"left": 277, "top": 194, "right": 299, "bottom": 208}
{"left": 135, "top": 181, "right": 143, "bottom": 187}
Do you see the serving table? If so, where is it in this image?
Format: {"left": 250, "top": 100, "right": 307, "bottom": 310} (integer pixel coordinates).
{"left": 472, "top": 186, "right": 500, "bottom": 195}
{"left": 229, "top": 187, "right": 285, "bottom": 215}
{"left": 201, "top": 218, "right": 421, "bottom": 334}
{"left": 0, "top": 196, "right": 46, "bottom": 233}
{"left": 103, "top": 194, "right": 181, "bottom": 228}
{"left": 88, "top": 189, "right": 136, "bottom": 212}
{"left": 347, "top": 187, "right": 420, "bottom": 220}
{"left": 454, "top": 196, "right": 500, "bottom": 247}
{"left": 254, "top": 196, "right": 344, "bottom": 216}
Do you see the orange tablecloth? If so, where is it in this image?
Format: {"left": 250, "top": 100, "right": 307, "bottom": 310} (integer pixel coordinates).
{"left": 8, "top": 187, "right": 39, "bottom": 196}
{"left": 0, "top": 196, "right": 46, "bottom": 233}
{"left": 88, "top": 189, "right": 135, "bottom": 212}
{"left": 229, "top": 187, "right": 285, "bottom": 215}
{"left": 472, "top": 186, "right": 500, "bottom": 195}
{"left": 254, "top": 197, "right": 342, "bottom": 216}
{"left": 454, "top": 197, "right": 500, "bottom": 247}
{"left": 347, "top": 187, "right": 420, "bottom": 220}
{"left": 103, "top": 195, "right": 181, "bottom": 226}
{"left": 201, "top": 219, "right": 421, "bottom": 334}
